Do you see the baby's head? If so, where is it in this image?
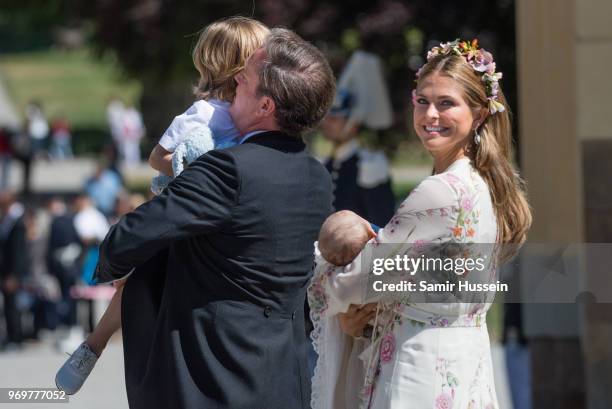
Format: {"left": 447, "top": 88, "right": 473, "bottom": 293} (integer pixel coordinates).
{"left": 318, "top": 210, "right": 376, "bottom": 266}
{"left": 192, "top": 17, "right": 270, "bottom": 102}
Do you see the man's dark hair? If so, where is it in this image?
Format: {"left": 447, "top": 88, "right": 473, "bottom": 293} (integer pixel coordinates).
{"left": 257, "top": 28, "right": 336, "bottom": 137}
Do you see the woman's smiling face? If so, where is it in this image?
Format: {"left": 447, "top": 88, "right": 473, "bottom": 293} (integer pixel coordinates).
{"left": 413, "top": 72, "right": 482, "bottom": 155}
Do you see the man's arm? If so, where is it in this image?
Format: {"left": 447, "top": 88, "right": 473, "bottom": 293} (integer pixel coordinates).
{"left": 94, "top": 149, "right": 239, "bottom": 283}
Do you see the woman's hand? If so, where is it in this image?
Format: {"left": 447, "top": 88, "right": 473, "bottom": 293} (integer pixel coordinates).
{"left": 338, "top": 303, "right": 377, "bottom": 338}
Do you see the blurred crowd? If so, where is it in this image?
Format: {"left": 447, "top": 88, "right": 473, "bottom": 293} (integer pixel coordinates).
{"left": 0, "top": 173, "right": 147, "bottom": 353}
{"left": 0, "top": 95, "right": 145, "bottom": 350}
{"left": 0, "top": 93, "right": 150, "bottom": 352}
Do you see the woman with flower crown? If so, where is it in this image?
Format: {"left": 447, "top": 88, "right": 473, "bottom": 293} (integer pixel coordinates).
{"left": 308, "top": 39, "right": 532, "bottom": 409}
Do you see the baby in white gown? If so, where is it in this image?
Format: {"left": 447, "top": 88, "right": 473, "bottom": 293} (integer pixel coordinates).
{"left": 310, "top": 210, "right": 377, "bottom": 409}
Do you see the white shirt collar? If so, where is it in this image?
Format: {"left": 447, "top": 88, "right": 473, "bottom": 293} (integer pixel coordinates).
{"left": 332, "top": 139, "right": 359, "bottom": 163}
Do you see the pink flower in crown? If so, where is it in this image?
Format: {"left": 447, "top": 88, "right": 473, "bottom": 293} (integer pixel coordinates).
{"left": 461, "top": 197, "right": 474, "bottom": 212}
{"left": 486, "top": 61, "right": 497, "bottom": 75}
{"left": 436, "top": 392, "right": 454, "bottom": 409}
{"left": 472, "top": 49, "right": 494, "bottom": 72}
{"left": 379, "top": 332, "right": 396, "bottom": 363}
{"left": 427, "top": 47, "right": 441, "bottom": 60}
{"left": 490, "top": 80, "right": 500, "bottom": 97}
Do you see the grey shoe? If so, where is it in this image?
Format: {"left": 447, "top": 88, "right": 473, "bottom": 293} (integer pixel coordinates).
{"left": 55, "top": 342, "right": 98, "bottom": 395}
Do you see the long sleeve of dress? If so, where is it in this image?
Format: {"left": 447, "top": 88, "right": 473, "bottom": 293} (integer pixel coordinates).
{"left": 320, "top": 175, "right": 459, "bottom": 316}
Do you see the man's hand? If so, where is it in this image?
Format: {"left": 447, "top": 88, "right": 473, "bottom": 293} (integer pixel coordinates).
{"left": 338, "top": 303, "right": 377, "bottom": 338}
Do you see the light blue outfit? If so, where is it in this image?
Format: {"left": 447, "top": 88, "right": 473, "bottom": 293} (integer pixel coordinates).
{"left": 85, "top": 169, "right": 122, "bottom": 215}
{"left": 151, "top": 99, "right": 240, "bottom": 193}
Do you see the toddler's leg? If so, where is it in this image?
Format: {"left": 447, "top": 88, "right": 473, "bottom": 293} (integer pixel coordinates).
{"left": 55, "top": 282, "right": 124, "bottom": 395}
{"left": 86, "top": 285, "right": 123, "bottom": 356}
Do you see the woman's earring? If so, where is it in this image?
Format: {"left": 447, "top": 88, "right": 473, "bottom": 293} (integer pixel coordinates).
{"left": 474, "top": 127, "right": 482, "bottom": 145}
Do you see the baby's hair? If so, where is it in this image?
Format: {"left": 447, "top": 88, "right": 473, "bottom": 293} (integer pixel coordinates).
{"left": 319, "top": 211, "right": 373, "bottom": 266}
{"left": 192, "top": 16, "right": 269, "bottom": 102}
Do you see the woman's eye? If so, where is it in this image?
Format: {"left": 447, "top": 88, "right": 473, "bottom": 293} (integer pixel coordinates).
{"left": 440, "top": 100, "right": 455, "bottom": 106}
{"left": 416, "top": 98, "right": 428, "bottom": 104}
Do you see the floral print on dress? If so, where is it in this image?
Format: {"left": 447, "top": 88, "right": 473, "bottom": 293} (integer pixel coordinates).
{"left": 436, "top": 393, "right": 454, "bottom": 409}
{"left": 379, "top": 332, "right": 396, "bottom": 363}
{"left": 435, "top": 358, "right": 460, "bottom": 408}
{"left": 308, "top": 264, "right": 336, "bottom": 319}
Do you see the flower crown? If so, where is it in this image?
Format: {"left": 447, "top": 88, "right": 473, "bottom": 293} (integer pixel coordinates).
{"left": 416, "top": 39, "right": 505, "bottom": 114}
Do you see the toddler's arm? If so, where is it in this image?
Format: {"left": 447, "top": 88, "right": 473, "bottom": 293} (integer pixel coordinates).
{"left": 149, "top": 144, "right": 173, "bottom": 177}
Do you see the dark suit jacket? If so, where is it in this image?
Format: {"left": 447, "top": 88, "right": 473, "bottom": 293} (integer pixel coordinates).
{"left": 0, "top": 212, "right": 28, "bottom": 283}
{"left": 95, "top": 131, "right": 333, "bottom": 409}
{"left": 325, "top": 151, "right": 395, "bottom": 227}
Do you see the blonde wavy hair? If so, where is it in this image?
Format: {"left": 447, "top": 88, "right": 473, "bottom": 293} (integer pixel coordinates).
{"left": 192, "top": 17, "right": 269, "bottom": 102}
{"left": 416, "top": 54, "right": 532, "bottom": 249}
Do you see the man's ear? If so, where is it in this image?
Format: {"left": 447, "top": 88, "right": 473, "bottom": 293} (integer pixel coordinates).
{"left": 259, "top": 96, "right": 276, "bottom": 118}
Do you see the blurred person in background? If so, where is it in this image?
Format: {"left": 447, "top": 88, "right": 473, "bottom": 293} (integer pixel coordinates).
{"left": 84, "top": 161, "right": 123, "bottom": 217}
{"left": 110, "top": 191, "right": 146, "bottom": 224}
{"left": 46, "top": 197, "right": 81, "bottom": 330}
{"left": 321, "top": 50, "right": 396, "bottom": 228}
{"left": 22, "top": 207, "right": 61, "bottom": 339}
{"left": 117, "top": 103, "right": 145, "bottom": 167}
{"left": 25, "top": 100, "right": 49, "bottom": 160}
{"left": 49, "top": 115, "right": 73, "bottom": 160}
{"left": 105, "top": 97, "right": 125, "bottom": 176}
{"left": 0, "top": 191, "right": 28, "bottom": 349}
{"left": 106, "top": 96, "right": 125, "bottom": 147}
{"left": 73, "top": 193, "right": 110, "bottom": 286}
{"left": 53, "top": 194, "right": 110, "bottom": 352}
{"left": 0, "top": 128, "right": 13, "bottom": 190}
{"left": 11, "top": 128, "right": 33, "bottom": 196}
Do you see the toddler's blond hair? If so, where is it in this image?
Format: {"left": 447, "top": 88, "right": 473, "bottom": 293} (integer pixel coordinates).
{"left": 192, "top": 16, "right": 269, "bottom": 102}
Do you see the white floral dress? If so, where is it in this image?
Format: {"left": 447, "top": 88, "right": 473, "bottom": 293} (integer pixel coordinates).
{"left": 309, "top": 158, "right": 500, "bottom": 409}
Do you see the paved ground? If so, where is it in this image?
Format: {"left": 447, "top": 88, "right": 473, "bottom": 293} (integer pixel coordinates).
{"left": 3, "top": 159, "right": 155, "bottom": 194}
{"left": 0, "top": 334, "right": 515, "bottom": 409}
{"left": 0, "top": 336, "right": 128, "bottom": 409}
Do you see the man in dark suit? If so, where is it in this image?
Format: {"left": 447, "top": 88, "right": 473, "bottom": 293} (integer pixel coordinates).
{"left": 94, "top": 28, "right": 335, "bottom": 409}
{"left": 0, "top": 191, "right": 28, "bottom": 348}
